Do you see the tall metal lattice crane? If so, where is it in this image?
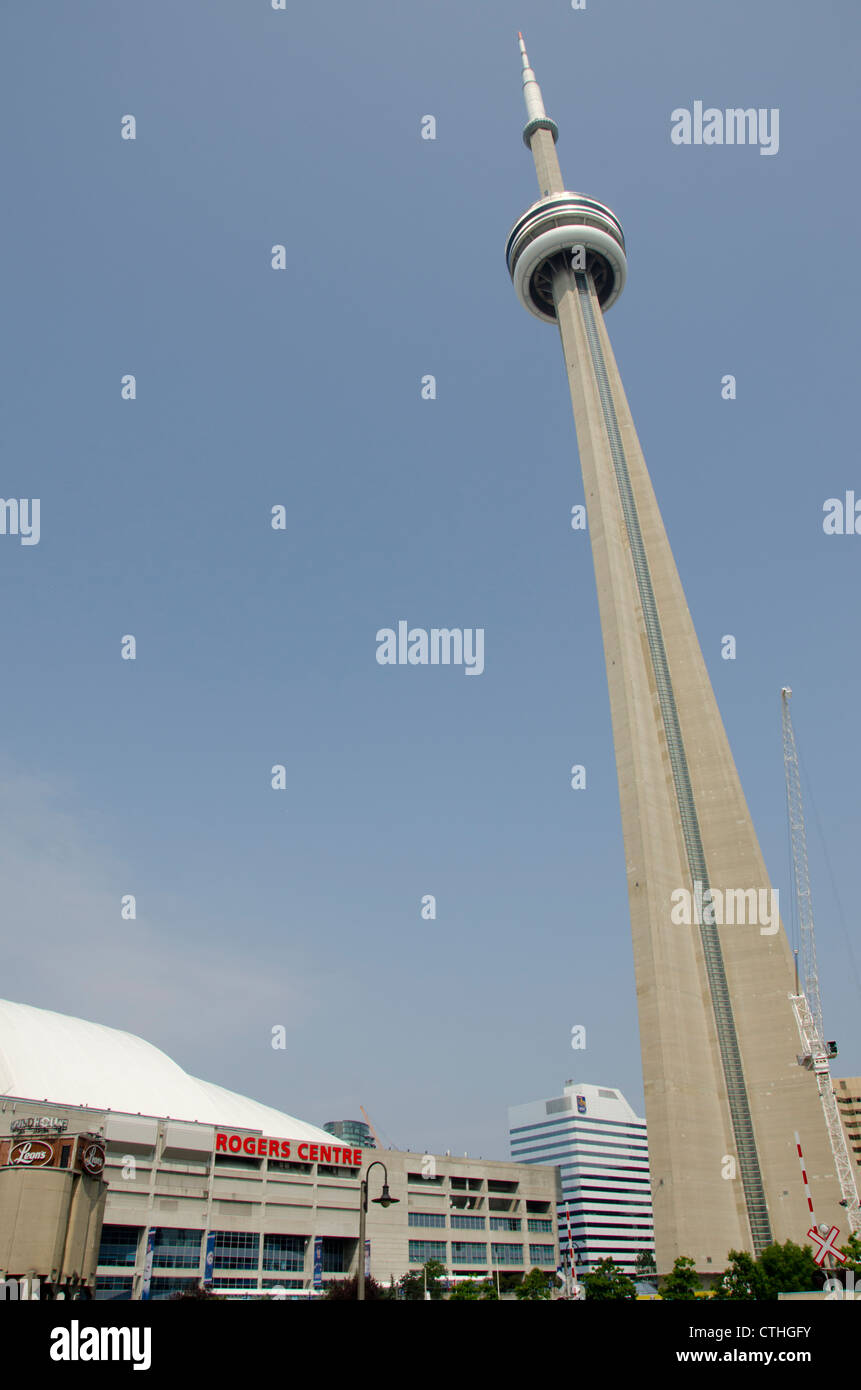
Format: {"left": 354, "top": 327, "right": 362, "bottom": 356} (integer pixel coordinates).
{"left": 781, "top": 687, "right": 860, "bottom": 1234}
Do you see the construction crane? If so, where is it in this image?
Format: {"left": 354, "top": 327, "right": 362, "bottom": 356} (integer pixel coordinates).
{"left": 781, "top": 687, "right": 861, "bottom": 1234}
{"left": 359, "top": 1106, "right": 384, "bottom": 1151}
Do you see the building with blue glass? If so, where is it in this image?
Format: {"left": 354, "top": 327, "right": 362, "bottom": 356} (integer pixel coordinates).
{"left": 509, "top": 1080, "right": 654, "bottom": 1276}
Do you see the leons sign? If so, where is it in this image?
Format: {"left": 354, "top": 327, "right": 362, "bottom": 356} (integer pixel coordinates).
{"left": 10, "top": 1140, "right": 53, "bottom": 1167}
{"left": 215, "top": 1133, "right": 362, "bottom": 1166}
{"left": 81, "top": 1141, "right": 106, "bottom": 1177}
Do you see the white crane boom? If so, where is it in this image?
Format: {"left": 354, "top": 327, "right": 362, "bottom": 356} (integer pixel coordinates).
{"left": 781, "top": 687, "right": 860, "bottom": 1234}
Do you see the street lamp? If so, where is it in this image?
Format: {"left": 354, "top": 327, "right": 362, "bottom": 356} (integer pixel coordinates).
{"left": 357, "top": 1160, "right": 399, "bottom": 1301}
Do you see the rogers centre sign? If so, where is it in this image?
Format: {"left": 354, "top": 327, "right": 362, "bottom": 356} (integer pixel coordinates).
{"left": 215, "top": 1133, "right": 363, "bottom": 1166}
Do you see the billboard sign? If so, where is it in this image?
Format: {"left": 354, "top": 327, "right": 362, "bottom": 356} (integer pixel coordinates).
{"left": 203, "top": 1232, "right": 216, "bottom": 1287}
{"left": 9, "top": 1140, "right": 53, "bottom": 1167}
{"left": 80, "top": 1139, "right": 105, "bottom": 1176}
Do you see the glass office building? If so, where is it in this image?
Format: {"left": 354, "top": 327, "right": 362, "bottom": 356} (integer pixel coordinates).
{"left": 509, "top": 1080, "right": 654, "bottom": 1275}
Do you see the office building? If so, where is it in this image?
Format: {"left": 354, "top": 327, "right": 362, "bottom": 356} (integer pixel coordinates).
{"left": 510, "top": 1080, "right": 653, "bottom": 1274}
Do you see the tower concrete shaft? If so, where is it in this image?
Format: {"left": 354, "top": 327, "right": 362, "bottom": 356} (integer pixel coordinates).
{"left": 508, "top": 37, "right": 844, "bottom": 1273}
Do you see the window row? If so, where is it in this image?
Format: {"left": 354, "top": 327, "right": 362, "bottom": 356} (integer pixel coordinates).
{"left": 97, "top": 1226, "right": 309, "bottom": 1273}
{"left": 407, "top": 1241, "right": 554, "bottom": 1267}
{"left": 408, "top": 1214, "right": 534, "bottom": 1232}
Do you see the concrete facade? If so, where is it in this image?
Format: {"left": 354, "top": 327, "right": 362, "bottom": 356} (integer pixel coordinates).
{"left": 834, "top": 1078, "right": 861, "bottom": 1180}
{"left": 1, "top": 1098, "right": 559, "bottom": 1298}
{"left": 508, "top": 39, "right": 844, "bottom": 1273}
{"left": 0, "top": 1128, "right": 107, "bottom": 1295}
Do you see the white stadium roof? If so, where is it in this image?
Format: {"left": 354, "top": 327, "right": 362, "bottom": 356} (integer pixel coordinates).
{"left": 0, "top": 998, "right": 331, "bottom": 1140}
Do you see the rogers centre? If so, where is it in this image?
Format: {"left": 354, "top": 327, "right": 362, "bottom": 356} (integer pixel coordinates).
{"left": 215, "top": 1133, "right": 363, "bottom": 1166}
{"left": 0, "top": 1000, "right": 560, "bottom": 1298}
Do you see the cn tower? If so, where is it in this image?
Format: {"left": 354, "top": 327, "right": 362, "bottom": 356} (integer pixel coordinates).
{"left": 507, "top": 35, "right": 842, "bottom": 1272}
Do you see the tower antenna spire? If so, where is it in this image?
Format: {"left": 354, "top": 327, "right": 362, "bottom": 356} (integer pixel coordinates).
{"left": 517, "top": 32, "right": 547, "bottom": 124}
{"left": 516, "top": 32, "right": 559, "bottom": 154}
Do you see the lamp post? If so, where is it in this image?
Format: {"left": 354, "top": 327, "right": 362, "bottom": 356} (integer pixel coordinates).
{"left": 357, "top": 1161, "right": 398, "bottom": 1301}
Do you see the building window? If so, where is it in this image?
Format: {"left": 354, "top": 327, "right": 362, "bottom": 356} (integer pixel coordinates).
{"left": 261, "top": 1279, "right": 305, "bottom": 1289}
{"left": 97, "top": 1225, "right": 141, "bottom": 1268}
{"left": 94, "top": 1276, "right": 133, "bottom": 1301}
{"left": 491, "top": 1244, "right": 523, "bottom": 1266}
{"left": 528, "top": 1218, "right": 553, "bottom": 1232}
{"left": 489, "top": 1217, "right": 521, "bottom": 1231}
{"left": 263, "top": 1235, "right": 306, "bottom": 1273}
{"left": 267, "top": 1160, "right": 313, "bottom": 1175}
{"left": 59, "top": 1144, "right": 72, "bottom": 1169}
{"left": 450, "top": 1215, "right": 485, "bottom": 1230}
{"left": 451, "top": 1243, "right": 487, "bottom": 1265}
{"left": 212, "top": 1231, "right": 260, "bottom": 1271}
{"left": 149, "top": 1277, "right": 200, "bottom": 1300}
{"left": 409, "top": 1241, "right": 446, "bottom": 1264}
{"left": 529, "top": 1244, "right": 556, "bottom": 1265}
{"left": 212, "top": 1277, "right": 258, "bottom": 1289}
{"left": 407, "top": 1171, "right": 444, "bottom": 1186}
{"left": 321, "top": 1238, "right": 353, "bottom": 1273}
{"left": 408, "top": 1213, "right": 446, "bottom": 1228}
{"left": 152, "top": 1228, "right": 202, "bottom": 1269}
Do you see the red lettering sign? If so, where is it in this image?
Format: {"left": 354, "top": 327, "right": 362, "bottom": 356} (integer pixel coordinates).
{"left": 213, "top": 1132, "right": 355, "bottom": 1168}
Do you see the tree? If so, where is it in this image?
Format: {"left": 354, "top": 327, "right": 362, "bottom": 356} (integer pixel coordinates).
{"left": 397, "top": 1259, "right": 446, "bottom": 1301}
{"left": 756, "top": 1240, "right": 822, "bottom": 1300}
{"left": 515, "top": 1267, "right": 558, "bottom": 1300}
{"left": 580, "top": 1258, "right": 637, "bottom": 1301}
{"left": 660, "top": 1256, "right": 701, "bottom": 1300}
{"left": 448, "top": 1279, "right": 482, "bottom": 1300}
{"left": 712, "top": 1250, "right": 765, "bottom": 1301}
{"left": 446, "top": 1277, "right": 500, "bottom": 1300}
{"left": 170, "top": 1285, "right": 224, "bottom": 1300}
{"left": 324, "top": 1273, "right": 390, "bottom": 1300}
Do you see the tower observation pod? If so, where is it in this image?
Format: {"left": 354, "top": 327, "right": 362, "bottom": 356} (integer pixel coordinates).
{"left": 506, "top": 34, "right": 627, "bottom": 318}
{"left": 506, "top": 36, "right": 846, "bottom": 1275}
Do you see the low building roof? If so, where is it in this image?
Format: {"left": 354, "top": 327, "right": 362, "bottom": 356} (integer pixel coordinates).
{"left": 0, "top": 998, "right": 331, "bottom": 1140}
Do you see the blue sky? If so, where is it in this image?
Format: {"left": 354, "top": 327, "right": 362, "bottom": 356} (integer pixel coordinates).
{"left": 2, "top": 0, "right": 859, "bottom": 1161}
